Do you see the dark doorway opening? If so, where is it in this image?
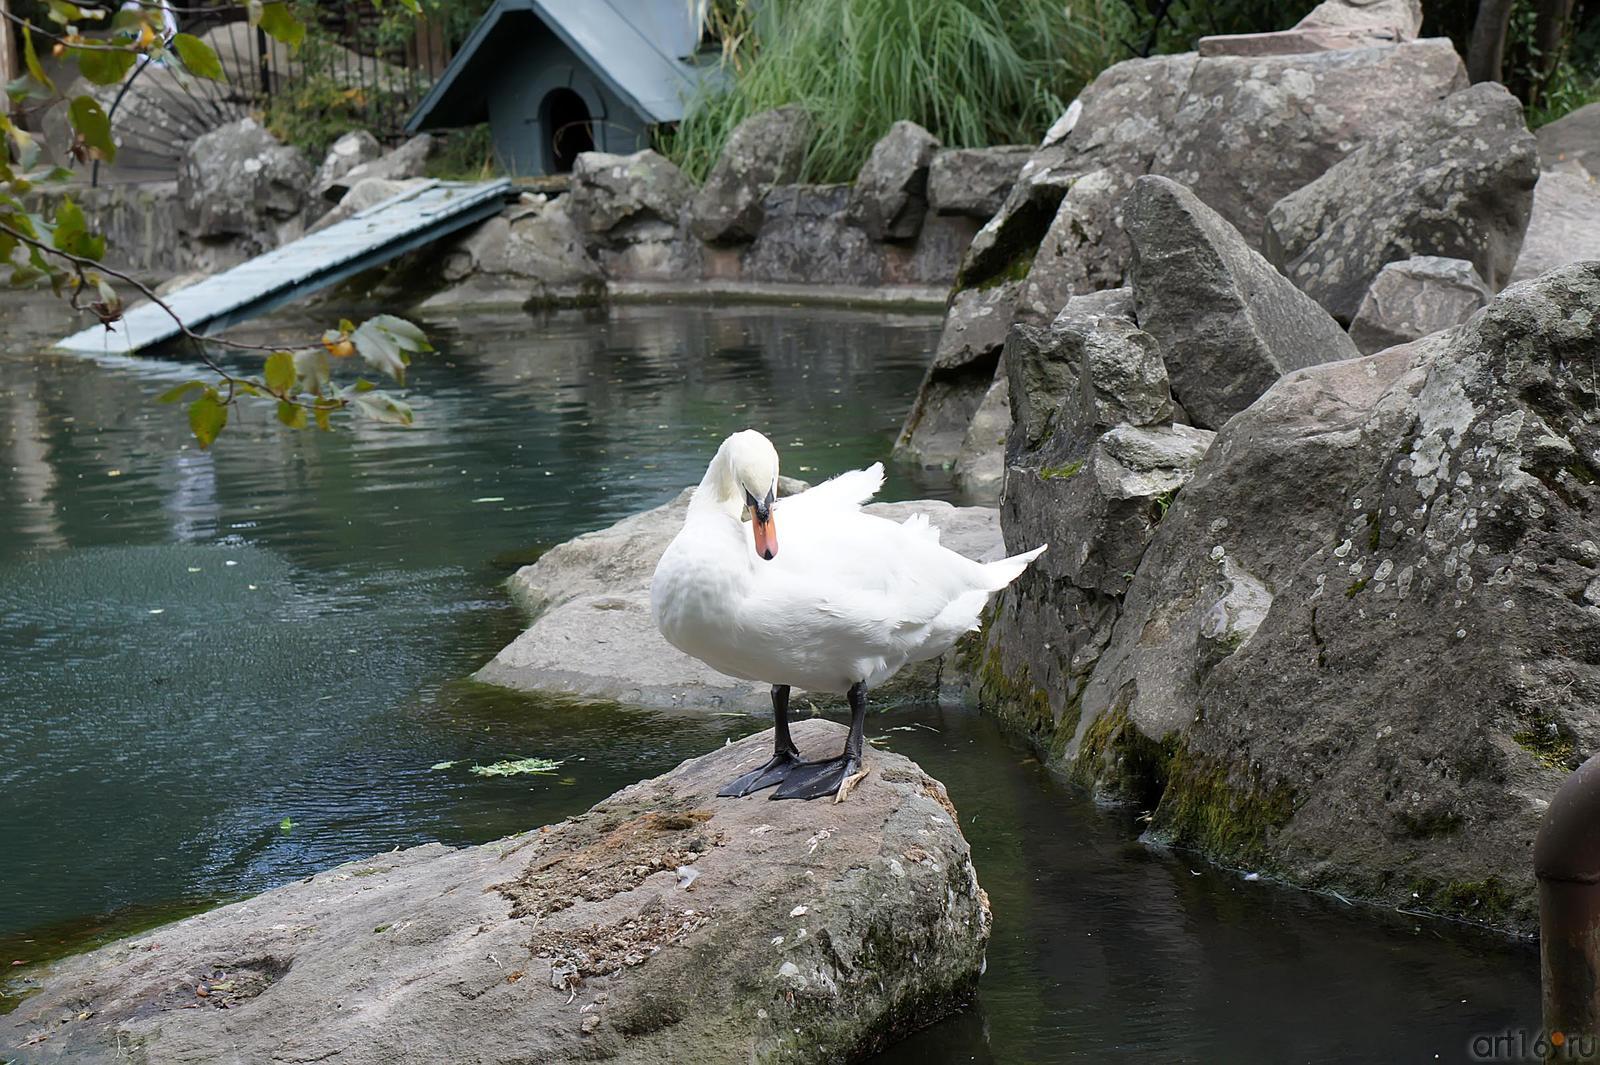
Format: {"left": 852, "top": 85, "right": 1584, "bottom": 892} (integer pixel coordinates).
{"left": 541, "top": 88, "right": 594, "bottom": 173}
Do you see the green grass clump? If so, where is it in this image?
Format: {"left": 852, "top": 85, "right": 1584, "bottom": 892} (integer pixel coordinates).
{"left": 663, "top": 0, "right": 1132, "bottom": 184}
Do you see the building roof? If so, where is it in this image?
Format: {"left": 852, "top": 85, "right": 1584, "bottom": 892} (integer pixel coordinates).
{"left": 406, "top": 0, "right": 720, "bottom": 133}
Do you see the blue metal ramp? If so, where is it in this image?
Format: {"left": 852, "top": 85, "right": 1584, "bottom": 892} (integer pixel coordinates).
{"left": 53, "top": 178, "right": 516, "bottom": 355}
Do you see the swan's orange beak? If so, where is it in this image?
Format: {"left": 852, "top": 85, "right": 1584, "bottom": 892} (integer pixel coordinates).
{"left": 752, "top": 513, "right": 778, "bottom": 560}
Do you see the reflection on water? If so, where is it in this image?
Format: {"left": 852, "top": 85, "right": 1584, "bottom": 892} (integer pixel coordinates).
{"left": 0, "top": 298, "right": 1540, "bottom": 1060}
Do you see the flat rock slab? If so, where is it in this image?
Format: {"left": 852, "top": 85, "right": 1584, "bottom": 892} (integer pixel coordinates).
{"left": 2, "top": 720, "right": 990, "bottom": 1064}
{"left": 478, "top": 492, "right": 1005, "bottom": 709}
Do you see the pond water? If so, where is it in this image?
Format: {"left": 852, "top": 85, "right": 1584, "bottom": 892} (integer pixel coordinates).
{"left": 0, "top": 298, "right": 1542, "bottom": 1060}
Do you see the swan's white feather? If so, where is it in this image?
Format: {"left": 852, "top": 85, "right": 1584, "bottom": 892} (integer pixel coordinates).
{"left": 651, "top": 438, "right": 1046, "bottom": 694}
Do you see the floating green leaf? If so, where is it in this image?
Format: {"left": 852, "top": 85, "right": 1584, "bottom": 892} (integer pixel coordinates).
{"left": 279, "top": 817, "right": 295, "bottom": 833}
{"left": 171, "top": 33, "right": 224, "bottom": 80}
{"left": 470, "top": 757, "right": 565, "bottom": 777}
{"left": 429, "top": 760, "right": 458, "bottom": 771}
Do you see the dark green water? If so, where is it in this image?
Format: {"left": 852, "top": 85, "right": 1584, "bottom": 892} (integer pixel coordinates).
{"left": 0, "top": 299, "right": 1541, "bottom": 1061}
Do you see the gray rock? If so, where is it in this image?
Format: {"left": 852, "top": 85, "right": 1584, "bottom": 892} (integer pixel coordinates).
{"left": 178, "top": 118, "right": 312, "bottom": 263}
{"left": 1151, "top": 39, "right": 1467, "bottom": 249}
{"left": 313, "top": 129, "right": 382, "bottom": 202}
{"left": 323, "top": 134, "right": 433, "bottom": 202}
{"left": 1536, "top": 101, "right": 1600, "bottom": 179}
{"left": 478, "top": 490, "right": 1005, "bottom": 709}
{"left": 740, "top": 185, "right": 884, "bottom": 287}
{"left": 926, "top": 146, "right": 1031, "bottom": 220}
{"left": 569, "top": 149, "right": 695, "bottom": 242}
{"left": 1128, "top": 175, "right": 1359, "bottom": 430}
{"left": 1198, "top": 0, "right": 1422, "bottom": 56}
{"left": 0, "top": 719, "right": 989, "bottom": 1064}
{"left": 952, "top": 370, "right": 1009, "bottom": 502}
{"left": 1509, "top": 171, "right": 1600, "bottom": 284}
{"left": 894, "top": 283, "right": 1018, "bottom": 467}
{"left": 847, "top": 120, "right": 941, "bottom": 241}
{"left": 308, "top": 176, "right": 433, "bottom": 234}
{"left": 992, "top": 262, "right": 1600, "bottom": 934}
{"left": 1296, "top": 0, "right": 1423, "bottom": 36}
{"left": 1014, "top": 168, "right": 1134, "bottom": 325}
{"left": 690, "top": 106, "right": 812, "bottom": 244}
{"left": 1264, "top": 82, "right": 1539, "bottom": 323}
{"left": 1348, "top": 255, "right": 1490, "bottom": 354}
{"left": 425, "top": 197, "right": 604, "bottom": 309}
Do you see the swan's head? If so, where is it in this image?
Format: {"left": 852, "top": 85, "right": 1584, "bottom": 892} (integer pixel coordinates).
{"left": 725, "top": 429, "right": 780, "bottom": 561}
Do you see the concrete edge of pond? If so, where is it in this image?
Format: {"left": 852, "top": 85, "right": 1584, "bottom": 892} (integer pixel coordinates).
{"left": 607, "top": 281, "right": 950, "bottom": 313}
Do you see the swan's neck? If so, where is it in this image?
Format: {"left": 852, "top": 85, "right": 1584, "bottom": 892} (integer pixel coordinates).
{"left": 690, "top": 442, "right": 745, "bottom": 523}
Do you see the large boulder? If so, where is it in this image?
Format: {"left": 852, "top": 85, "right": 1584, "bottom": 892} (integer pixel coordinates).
{"left": 1264, "top": 82, "right": 1539, "bottom": 323}
{"left": 993, "top": 262, "right": 1600, "bottom": 933}
{"left": 894, "top": 283, "right": 1018, "bottom": 467}
{"left": 1013, "top": 167, "right": 1133, "bottom": 325}
{"left": 423, "top": 197, "right": 604, "bottom": 310}
{"left": 977, "top": 295, "right": 1212, "bottom": 751}
{"left": 1347, "top": 255, "right": 1490, "bottom": 354}
{"left": 0, "top": 720, "right": 990, "bottom": 1063}
{"left": 1127, "top": 175, "right": 1359, "bottom": 430}
{"left": 313, "top": 129, "right": 382, "bottom": 202}
{"left": 478, "top": 490, "right": 1006, "bottom": 709}
{"left": 1509, "top": 171, "right": 1600, "bottom": 284}
{"left": 322, "top": 134, "right": 433, "bottom": 202}
{"left": 925, "top": 146, "right": 1031, "bottom": 220}
{"left": 951, "top": 372, "right": 1009, "bottom": 502}
{"left": 1199, "top": 0, "right": 1424, "bottom": 56}
{"left": 569, "top": 149, "right": 695, "bottom": 242}
{"left": 690, "top": 107, "right": 813, "bottom": 244}
{"left": 740, "top": 185, "right": 884, "bottom": 287}
{"left": 1536, "top": 101, "right": 1600, "bottom": 179}
{"left": 847, "top": 120, "right": 941, "bottom": 241}
{"left": 177, "top": 118, "right": 312, "bottom": 262}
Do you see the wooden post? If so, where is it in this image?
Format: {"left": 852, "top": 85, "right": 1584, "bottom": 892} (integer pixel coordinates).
{"left": 0, "top": 0, "right": 18, "bottom": 99}
{"left": 1537, "top": 752, "right": 1600, "bottom": 1047}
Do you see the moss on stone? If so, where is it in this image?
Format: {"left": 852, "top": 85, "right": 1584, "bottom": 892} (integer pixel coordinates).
{"left": 1038, "top": 460, "right": 1084, "bottom": 481}
{"left": 964, "top": 613, "right": 1075, "bottom": 761}
{"left": 1072, "top": 700, "right": 1175, "bottom": 807}
{"left": 1345, "top": 578, "right": 1368, "bottom": 597}
{"left": 1148, "top": 743, "right": 1295, "bottom": 869}
{"left": 1512, "top": 720, "right": 1578, "bottom": 770}
{"left": 1408, "top": 875, "right": 1523, "bottom": 926}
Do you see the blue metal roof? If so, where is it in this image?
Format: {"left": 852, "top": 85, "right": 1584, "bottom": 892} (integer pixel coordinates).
{"left": 406, "top": 0, "right": 719, "bottom": 134}
{"left": 53, "top": 180, "right": 516, "bottom": 355}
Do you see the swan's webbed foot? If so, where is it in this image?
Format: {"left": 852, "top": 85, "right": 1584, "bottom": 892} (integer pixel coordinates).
{"left": 769, "top": 753, "right": 865, "bottom": 802}
{"left": 718, "top": 750, "right": 801, "bottom": 797}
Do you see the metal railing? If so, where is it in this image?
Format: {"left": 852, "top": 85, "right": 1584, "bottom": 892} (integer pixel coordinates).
{"left": 95, "top": 1, "right": 457, "bottom": 185}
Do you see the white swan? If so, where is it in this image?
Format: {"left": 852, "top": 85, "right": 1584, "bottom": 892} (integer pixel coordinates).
{"left": 650, "top": 429, "right": 1045, "bottom": 801}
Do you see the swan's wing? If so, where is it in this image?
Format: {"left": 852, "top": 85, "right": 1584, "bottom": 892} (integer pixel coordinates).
{"left": 779, "top": 462, "right": 883, "bottom": 517}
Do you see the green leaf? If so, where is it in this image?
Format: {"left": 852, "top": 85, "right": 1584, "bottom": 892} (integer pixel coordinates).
{"left": 188, "top": 391, "right": 228, "bottom": 449}
{"left": 171, "top": 33, "right": 224, "bottom": 80}
{"left": 350, "top": 392, "right": 414, "bottom": 425}
{"left": 263, "top": 351, "right": 296, "bottom": 395}
{"left": 75, "top": 46, "right": 138, "bottom": 86}
{"left": 45, "top": 1, "right": 89, "bottom": 25}
{"left": 279, "top": 817, "right": 295, "bottom": 833}
{"left": 3, "top": 120, "right": 39, "bottom": 171}
{"left": 21, "top": 27, "right": 55, "bottom": 94}
{"left": 470, "top": 756, "right": 564, "bottom": 777}
{"left": 257, "top": 2, "right": 305, "bottom": 48}
{"left": 68, "top": 96, "right": 116, "bottom": 164}
{"left": 276, "top": 400, "right": 307, "bottom": 429}
{"left": 351, "top": 314, "right": 430, "bottom": 384}
{"left": 157, "top": 380, "right": 207, "bottom": 404}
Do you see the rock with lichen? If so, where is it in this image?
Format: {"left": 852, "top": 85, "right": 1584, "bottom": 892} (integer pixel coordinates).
{"left": 0, "top": 720, "right": 989, "bottom": 1064}
{"left": 985, "top": 261, "right": 1600, "bottom": 934}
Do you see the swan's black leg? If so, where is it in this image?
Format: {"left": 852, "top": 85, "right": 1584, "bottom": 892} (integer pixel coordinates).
{"left": 771, "top": 682, "right": 869, "bottom": 802}
{"left": 719, "top": 685, "right": 802, "bottom": 797}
